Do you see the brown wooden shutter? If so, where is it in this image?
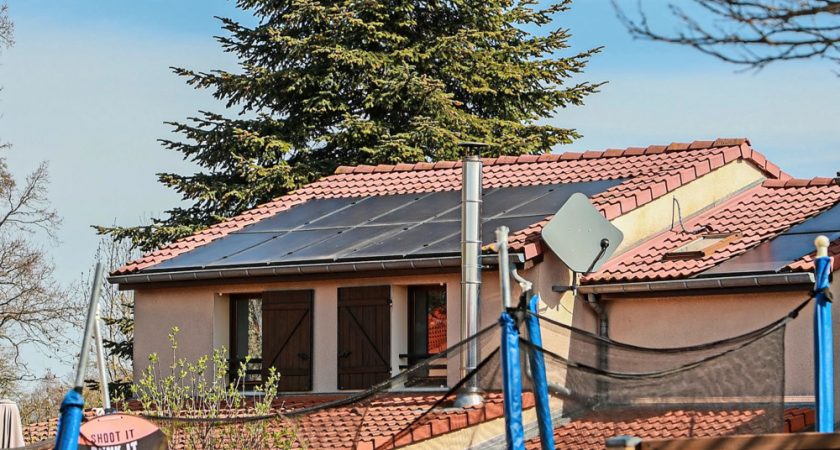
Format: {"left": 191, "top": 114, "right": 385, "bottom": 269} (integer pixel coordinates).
{"left": 262, "top": 290, "right": 313, "bottom": 392}
{"left": 337, "top": 285, "right": 391, "bottom": 390}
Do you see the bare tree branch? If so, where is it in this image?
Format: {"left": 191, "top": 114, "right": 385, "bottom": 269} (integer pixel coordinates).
{"left": 614, "top": 0, "right": 840, "bottom": 69}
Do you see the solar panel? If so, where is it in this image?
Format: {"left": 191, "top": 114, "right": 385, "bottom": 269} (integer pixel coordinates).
{"left": 145, "top": 179, "right": 624, "bottom": 272}
{"left": 348, "top": 221, "right": 461, "bottom": 259}
{"left": 312, "top": 194, "right": 428, "bottom": 228}
{"left": 212, "top": 229, "right": 342, "bottom": 266}
{"left": 500, "top": 179, "right": 619, "bottom": 218}
{"left": 274, "top": 225, "right": 400, "bottom": 262}
{"left": 702, "top": 231, "right": 840, "bottom": 276}
{"left": 241, "top": 197, "right": 358, "bottom": 233}
{"left": 701, "top": 201, "right": 840, "bottom": 276}
{"left": 785, "top": 202, "right": 840, "bottom": 235}
{"left": 372, "top": 191, "right": 461, "bottom": 224}
{"left": 151, "top": 233, "right": 278, "bottom": 270}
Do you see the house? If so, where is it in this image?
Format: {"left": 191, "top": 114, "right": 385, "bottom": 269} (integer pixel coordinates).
{"left": 105, "top": 137, "right": 840, "bottom": 447}
{"left": 110, "top": 138, "right": 802, "bottom": 393}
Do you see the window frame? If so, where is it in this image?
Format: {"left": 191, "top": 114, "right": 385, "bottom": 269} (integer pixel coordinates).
{"left": 229, "top": 293, "right": 264, "bottom": 386}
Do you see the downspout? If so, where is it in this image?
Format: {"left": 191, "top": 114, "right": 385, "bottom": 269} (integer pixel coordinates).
{"left": 455, "top": 152, "right": 484, "bottom": 408}
{"left": 586, "top": 293, "right": 608, "bottom": 341}
{"left": 586, "top": 293, "right": 609, "bottom": 402}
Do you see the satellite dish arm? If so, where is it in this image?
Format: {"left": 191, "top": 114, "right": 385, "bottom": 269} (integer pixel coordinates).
{"left": 584, "top": 239, "right": 611, "bottom": 275}
{"left": 553, "top": 238, "right": 611, "bottom": 295}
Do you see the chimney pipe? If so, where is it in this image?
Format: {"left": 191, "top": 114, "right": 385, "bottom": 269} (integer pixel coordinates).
{"left": 455, "top": 152, "right": 484, "bottom": 408}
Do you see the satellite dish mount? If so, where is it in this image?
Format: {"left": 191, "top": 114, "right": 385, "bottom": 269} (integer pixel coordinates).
{"left": 541, "top": 193, "right": 624, "bottom": 295}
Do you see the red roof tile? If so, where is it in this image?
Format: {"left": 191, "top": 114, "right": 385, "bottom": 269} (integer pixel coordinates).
{"left": 587, "top": 180, "right": 840, "bottom": 283}
{"left": 526, "top": 407, "right": 813, "bottom": 450}
{"left": 22, "top": 400, "right": 814, "bottom": 449}
{"left": 114, "top": 139, "right": 789, "bottom": 276}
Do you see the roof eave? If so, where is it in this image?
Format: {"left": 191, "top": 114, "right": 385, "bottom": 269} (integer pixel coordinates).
{"left": 575, "top": 272, "right": 815, "bottom": 296}
{"left": 109, "top": 253, "right": 525, "bottom": 287}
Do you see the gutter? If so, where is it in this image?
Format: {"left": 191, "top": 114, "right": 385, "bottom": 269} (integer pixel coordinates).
{"left": 572, "top": 272, "right": 815, "bottom": 295}
{"left": 108, "top": 253, "right": 524, "bottom": 286}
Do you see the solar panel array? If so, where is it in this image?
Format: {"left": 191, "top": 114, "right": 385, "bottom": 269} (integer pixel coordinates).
{"left": 148, "top": 179, "right": 622, "bottom": 272}
{"left": 702, "top": 201, "right": 840, "bottom": 276}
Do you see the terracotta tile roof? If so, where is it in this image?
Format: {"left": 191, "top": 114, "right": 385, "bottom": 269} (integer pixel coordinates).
{"left": 784, "top": 406, "right": 816, "bottom": 433}
{"left": 25, "top": 393, "right": 529, "bottom": 450}
{"left": 21, "top": 399, "right": 814, "bottom": 449}
{"left": 525, "top": 409, "right": 766, "bottom": 450}
{"left": 22, "top": 410, "right": 97, "bottom": 444}
{"left": 587, "top": 179, "right": 840, "bottom": 283}
{"left": 526, "top": 407, "right": 814, "bottom": 450}
{"left": 114, "top": 139, "right": 787, "bottom": 276}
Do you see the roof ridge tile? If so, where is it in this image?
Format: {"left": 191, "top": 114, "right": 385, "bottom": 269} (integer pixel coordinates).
{"left": 763, "top": 177, "right": 839, "bottom": 188}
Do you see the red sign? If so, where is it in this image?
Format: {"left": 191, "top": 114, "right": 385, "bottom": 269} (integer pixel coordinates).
{"left": 78, "top": 414, "right": 167, "bottom": 450}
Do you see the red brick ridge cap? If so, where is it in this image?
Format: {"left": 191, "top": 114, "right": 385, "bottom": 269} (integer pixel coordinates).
{"left": 334, "top": 138, "right": 753, "bottom": 174}
{"left": 763, "top": 177, "right": 838, "bottom": 188}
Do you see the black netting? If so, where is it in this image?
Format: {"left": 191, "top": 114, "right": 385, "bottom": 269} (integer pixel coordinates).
{"left": 137, "top": 299, "right": 801, "bottom": 449}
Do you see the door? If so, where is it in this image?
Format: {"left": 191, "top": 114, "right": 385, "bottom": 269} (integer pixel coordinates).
{"left": 337, "top": 286, "right": 391, "bottom": 390}
{"left": 262, "top": 290, "right": 313, "bottom": 391}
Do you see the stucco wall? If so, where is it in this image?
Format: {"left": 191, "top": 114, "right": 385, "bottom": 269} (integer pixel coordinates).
{"left": 134, "top": 273, "right": 464, "bottom": 392}
{"left": 604, "top": 290, "right": 817, "bottom": 397}
{"left": 133, "top": 288, "right": 222, "bottom": 378}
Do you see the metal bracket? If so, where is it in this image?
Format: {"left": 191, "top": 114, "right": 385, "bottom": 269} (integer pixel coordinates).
{"left": 552, "top": 238, "right": 611, "bottom": 296}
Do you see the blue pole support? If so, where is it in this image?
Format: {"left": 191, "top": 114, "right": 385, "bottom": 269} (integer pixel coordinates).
{"left": 500, "top": 312, "right": 525, "bottom": 450}
{"left": 54, "top": 388, "right": 84, "bottom": 450}
{"left": 525, "top": 294, "right": 555, "bottom": 450}
{"left": 814, "top": 242, "right": 834, "bottom": 433}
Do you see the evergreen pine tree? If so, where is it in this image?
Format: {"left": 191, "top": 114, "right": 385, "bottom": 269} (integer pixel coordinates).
{"left": 99, "top": 0, "right": 601, "bottom": 252}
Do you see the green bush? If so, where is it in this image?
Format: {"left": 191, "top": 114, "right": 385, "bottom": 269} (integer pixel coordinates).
{"left": 131, "top": 327, "right": 296, "bottom": 449}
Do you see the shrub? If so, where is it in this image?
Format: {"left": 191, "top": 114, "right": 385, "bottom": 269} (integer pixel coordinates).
{"left": 130, "top": 327, "right": 296, "bottom": 449}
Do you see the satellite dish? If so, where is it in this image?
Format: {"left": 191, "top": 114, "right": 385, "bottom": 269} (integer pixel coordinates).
{"left": 541, "top": 193, "right": 624, "bottom": 274}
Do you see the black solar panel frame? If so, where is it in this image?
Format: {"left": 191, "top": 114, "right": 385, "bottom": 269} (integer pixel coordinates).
{"left": 142, "top": 179, "right": 625, "bottom": 272}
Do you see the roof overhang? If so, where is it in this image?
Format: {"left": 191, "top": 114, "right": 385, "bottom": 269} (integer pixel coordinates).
{"left": 573, "top": 272, "right": 815, "bottom": 297}
{"left": 109, "top": 253, "right": 525, "bottom": 288}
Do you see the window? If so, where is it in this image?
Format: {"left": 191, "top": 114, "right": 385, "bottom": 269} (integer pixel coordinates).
{"left": 664, "top": 233, "right": 741, "bottom": 259}
{"left": 230, "top": 294, "right": 263, "bottom": 385}
{"left": 406, "top": 285, "right": 447, "bottom": 386}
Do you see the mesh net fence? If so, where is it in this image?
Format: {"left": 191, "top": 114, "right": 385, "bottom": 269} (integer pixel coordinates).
{"left": 131, "top": 298, "right": 801, "bottom": 450}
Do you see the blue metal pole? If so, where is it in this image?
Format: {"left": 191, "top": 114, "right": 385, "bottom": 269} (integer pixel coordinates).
{"left": 54, "top": 388, "right": 84, "bottom": 450}
{"left": 525, "top": 294, "right": 555, "bottom": 450}
{"left": 500, "top": 312, "right": 525, "bottom": 450}
{"left": 814, "top": 236, "right": 834, "bottom": 432}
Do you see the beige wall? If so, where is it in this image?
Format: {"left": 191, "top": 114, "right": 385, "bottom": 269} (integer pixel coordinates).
{"left": 133, "top": 288, "right": 223, "bottom": 378}
{"left": 134, "top": 273, "right": 463, "bottom": 392}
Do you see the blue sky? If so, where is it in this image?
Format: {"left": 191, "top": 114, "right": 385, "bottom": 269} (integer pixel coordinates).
{"left": 1, "top": 0, "right": 838, "bottom": 378}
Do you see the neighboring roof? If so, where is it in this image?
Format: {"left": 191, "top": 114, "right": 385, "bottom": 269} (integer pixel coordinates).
{"left": 23, "top": 393, "right": 525, "bottom": 450}
{"left": 526, "top": 407, "right": 816, "bottom": 450}
{"left": 114, "top": 138, "right": 786, "bottom": 277}
{"left": 587, "top": 178, "right": 840, "bottom": 284}
{"left": 23, "top": 400, "right": 814, "bottom": 450}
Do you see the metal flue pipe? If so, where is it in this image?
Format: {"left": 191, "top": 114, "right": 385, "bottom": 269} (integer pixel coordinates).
{"left": 497, "top": 226, "right": 512, "bottom": 309}
{"left": 455, "top": 153, "right": 484, "bottom": 408}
